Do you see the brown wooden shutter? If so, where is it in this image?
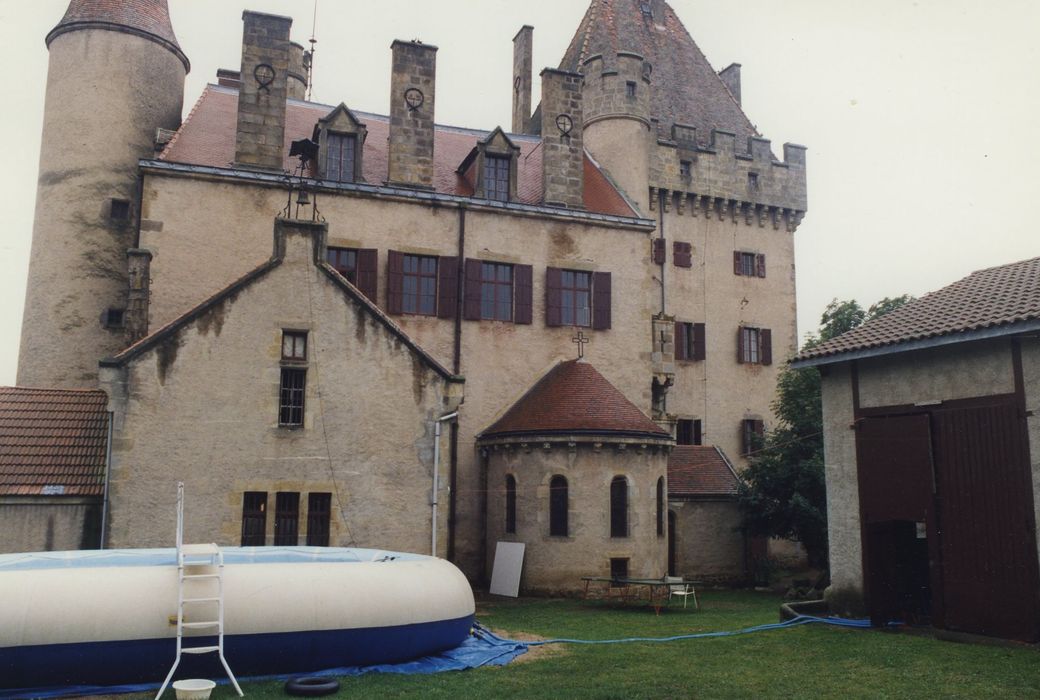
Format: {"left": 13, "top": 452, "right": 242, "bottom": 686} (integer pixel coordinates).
{"left": 592, "top": 271, "right": 612, "bottom": 330}
{"left": 653, "top": 238, "right": 666, "bottom": 265}
{"left": 387, "top": 250, "right": 403, "bottom": 314}
{"left": 514, "top": 264, "right": 533, "bottom": 325}
{"left": 545, "top": 267, "right": 563, "bottom": 327}
{"left": 437, "top": 256, "right": 459, "bottom": 319}
{"left": 693, "top": 322, "right": 706, "bottom": 361}
{"left": 756, "top": 253, "right": 767, "bottom": 278}
{"left": 737, "top": 327, "right": 746, "bottom": 363}
{"left": 356, "top": 249, "right": 378, "bottom": 301}
{"left": 674, "top": 322, "right": 687, "bottom": 361}
{"left": 760, "top": 328, "right": 773, "bottom": 365}
{"left": 674, "top": 242, "right": 692, "bottom": 268}
{"left": 463, "top": 258, "right": 482, "bottom": 320}
{"left": 733, "top": 251, "right": 743, "bottom": 276}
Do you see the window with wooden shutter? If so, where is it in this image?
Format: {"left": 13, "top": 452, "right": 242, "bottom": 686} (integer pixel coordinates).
{"left": 592, "top": 271, "right": 611, "bottom": 330}
{"left": 479, "top": 262, "right": 513, "bottom": 321}
{"left": 692, "top": 322, "right": 706, "bottom": 360}
{"left": 673, "top": 241, "right": 692, "bottom": 268}
{"left": 241, "top": 491, "right": 267, "bottom": 546}
{"left": 463, "top": 258, "right": 482, "bottom": 320}
{"left": 674, "top": 321, "right": 688, "bottom": 360}
{"left": 756, "top": 253, "right": 767, "bottom": 278}
{"left": 741, "top": 419, "right": 765, "bottom": 456}
{"left": 327, "top": 247, "right": 358, "bottom": 284}
{"left": 652, "top": 238, "right": 666, "bottom": 265}
{"left": 400, "top": 254, "right": 437, "bottom": 316}
{"left": 735, "top": 251, "right": 761, "bottom": 277}
{"left": 387, "top": 250, "right": 404, "bottom": 314}
{"left": 274, "top": 491, "right": 299, "bottom": 546}
{"left": 676, "top": 418, "right": 702, "bottom": 446}
{"left": 356, "top": 249, "right": 378, "bottom": 301}
{"left": 306, "top": 492, "right": 331, "bottom": 546}
{"left": 760, "top": 328, "right": 772, "bottom": 365}
{"left": 738, "top": 326, "right": 771, "bottom": 365}
{"left": 514, "top": 264, "right": 533, "bottom": 325}
{"left": 675, "top": 322, "right": 705, "bottom": 361}
{"left": 437, "top": 256, "right": 458, "bottom": 319}
{"left": 545, "top": 267, "right": 563, "bottom": 327}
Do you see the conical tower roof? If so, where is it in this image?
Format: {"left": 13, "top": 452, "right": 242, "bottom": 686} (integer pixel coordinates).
{"left": 560, "top": 0, "right": 754, "bottom": 147}
{"left": 46, "top": 0, "right": 189, "bottom": 71}
{"left": 480, "top": 359, "right": 670, "bottom": 441}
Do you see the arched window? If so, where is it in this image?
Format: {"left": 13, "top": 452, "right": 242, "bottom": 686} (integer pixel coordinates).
{"left": 549, "top": 476, "right": 568, "bottom": 536}
{"left": 656, "top": 477, "right": 665, "bottom": 537}
{"left": 505, "top": 475, "right": 517, "bottom": 534}
{"left": 610, "top": 476, "right": 628, "bottom": 538}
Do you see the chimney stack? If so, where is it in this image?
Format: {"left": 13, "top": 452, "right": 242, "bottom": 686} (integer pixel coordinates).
{"left": 511, "top": 26, "right": 533, "bottom": 134}
{"left": 234, "top": 11, "right": 292, "bottom": 170}
{"left": 719, "top": 63, "right": 741, "bottom": 105}
{"left": 387, "top": 40, "right": 438, "bottom": 189}
{"left": 540, "top": 68, "right": 585, "bottom": 208}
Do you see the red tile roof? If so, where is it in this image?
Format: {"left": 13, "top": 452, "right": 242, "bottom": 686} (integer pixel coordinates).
{"left": 479, "top": 360, "right": 669, "bottom": 440}
{"left": 560, "top": 0, "right": 757, "bottom": 147}
{"left": 159, "top": 86, "right": 637, "bottom": 218}
{"left": 0, "top": 387, "right": 110, "bottom": 497}
{"left": 47, "top": 0, "right": 188, "bottom": 70}
{"left": 668, "top": 445, "right": 740, "bottom": 498}
{"left": 798, "top": 256, "right": 1040, "bottom": 363}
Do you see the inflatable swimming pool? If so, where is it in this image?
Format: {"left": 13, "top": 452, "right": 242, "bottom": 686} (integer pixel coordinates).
{"left": 0, "top": 547, "right": 475, "bottom": 689}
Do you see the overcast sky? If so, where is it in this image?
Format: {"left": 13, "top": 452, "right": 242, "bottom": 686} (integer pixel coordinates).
{"left": 0, "top": 0, "right": 1037, "bottom": 386}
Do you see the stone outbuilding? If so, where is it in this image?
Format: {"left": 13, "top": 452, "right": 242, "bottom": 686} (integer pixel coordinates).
{"left": 0, "top": 387, "right": 110, "bottom": 553}
{"left": 666, "top": 446, "right": 746, "bottom": 582}
{"left": 794, "top": 257, "right": 1040, "bottom": 642}
{"left": 478, "top": 359, "right": 672, "bottom": 593}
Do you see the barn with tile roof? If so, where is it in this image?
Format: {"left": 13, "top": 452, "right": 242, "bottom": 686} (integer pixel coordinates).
{"left": 793, "top": 257, "right": 1040, "bottom": 642}
{"left": 9, "top": 0, "right": 809, "bottom": 586}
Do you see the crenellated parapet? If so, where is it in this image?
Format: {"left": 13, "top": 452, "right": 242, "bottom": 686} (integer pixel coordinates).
{"left": 580, "top": 51, "right": 652, "bottom": 128}
{"left": 649, "top": 127, "right": 807, "bottom": 231}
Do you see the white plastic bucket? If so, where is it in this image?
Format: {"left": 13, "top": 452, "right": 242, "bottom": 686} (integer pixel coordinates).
{"left": 172, "top": 679, "right": 216, "bottom": 700}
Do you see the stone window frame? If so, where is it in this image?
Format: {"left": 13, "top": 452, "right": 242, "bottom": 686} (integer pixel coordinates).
{"left": 549, "top": 474, "right": 569, "bottom": 537}
{"left": 460, "top": 126, "right": 520, "bottom": 202}
{"left": 306, "top": 492, "right": 332, "bottom": 546}
{"left": 737, "top": 325, "right": 772, "bottom": 366}
{"left": 610, "top": 475, "right": 629, "bottom": 538}
{"left": 279, "top": 329, "right": 309, "bottom": 428}
{"left": 241, "top": 491, "right": 268, "bottom": 546}
{"left": 656, "top": 477, "right": 665, "bottom": 537}
{"left": 505, "top": 474, "right": 518, "bottom": 534}
{"left": 479, "top": 261, "right": 514, "bottom": 322}
{"left": 314, "top": 103, "right": 368, "bottom": 183}
{"left": 273, "top": 491, "right": 300, "bottom": 545}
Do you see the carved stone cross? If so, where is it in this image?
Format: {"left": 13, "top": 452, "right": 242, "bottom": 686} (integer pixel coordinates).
{"left": 572, "top": 330, "right": 589, "bottom": 359}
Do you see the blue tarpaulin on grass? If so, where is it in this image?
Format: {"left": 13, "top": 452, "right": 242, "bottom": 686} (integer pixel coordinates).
{"left": 0, "top": 627, "right": 529, "bottom": 699}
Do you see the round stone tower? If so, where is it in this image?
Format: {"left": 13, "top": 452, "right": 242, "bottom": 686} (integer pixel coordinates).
{"left": 17, "top": 0, "right": 188, "bottom": 388}
{"left": 580, "top": 52, "right": 652, "bottom": 213}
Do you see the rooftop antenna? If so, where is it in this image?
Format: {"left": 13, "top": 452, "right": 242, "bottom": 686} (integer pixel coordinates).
{"left": 305, "top": 0, "right": 318, "bottom": 101}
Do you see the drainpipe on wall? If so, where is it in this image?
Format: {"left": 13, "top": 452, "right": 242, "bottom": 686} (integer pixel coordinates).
{"left": 98, "top": 411, "right": 114, "bottom": 549}
{"left": 431, "top": 411, "right": 459, "bottom": 557}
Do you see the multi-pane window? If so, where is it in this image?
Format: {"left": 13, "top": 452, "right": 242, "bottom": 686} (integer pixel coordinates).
{"left": 282, "top": 331, "right": 307, "bottom": 361}
{"left": 241, "top": 491, "right": 267, "bottom": 546}
{"left": 626, "top": 81, "right": 637, "bottom": 99}
{"left": 274, "top": 492, "right": 300, "bottom": 546}
{"left": 561, "top": 270, "right": 592, "bottom": 327}
{"left": 742, "top": 419, "right": 765, "bottom": 456}
{"left": 734, "top": 251, "right": 766, "bottom": 278}
{"left": 549, "top": 475, "right": 568, "bottom": 536}
{"left": 739, "top": 252, "right": 757, "bottom": 277}
{"left": 327, "top": 247, "right": 358, "bottom": 284}
{"left": 484, "top": 155, "right": 510, "bottom": 202}
{"left": 505, "top": 475, "right": 517, "bottom": 534}
{"left": 402, "top": 254, "right": 438, "bottom": 315}
{"left": 481, "top": 262, "right": 513, "bottom": 321}
{"left": 279, "top": 369, "right": 306, "bottom": 427}
{"left": 676, "top": 418, "right": 702, "bottom": 446}
{"left": 738, "top": 326, "right": 772, "bottom": 365}
{"left": 610, "top": 476, "right": 628, "bottom": 538}
{"left": 306, "top": 492, "right": 332, "bottom": 546}
{"left": 326, "top": 133, "right": 357, "bottom": 183}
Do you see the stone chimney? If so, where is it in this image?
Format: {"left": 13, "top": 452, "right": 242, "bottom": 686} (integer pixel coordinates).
{"left": 288, "top": 41, "right": 309, "bottom": 100}
{"left": 234, "top": 11, "right": 292, "bottom": 170}
{"left": 512, "top": 26, "right": 533, "bottom": 134}
{"left": 539, "top": 68, "right": 584, "bottom": 208}
{"left": 125, "top": 249, "right": 152, "bottom": 345}
{"left": 387, "top": 40, "right": 438, "bottom": 189}
{"left": 719, "top": 63, "right": 741, "bottom": 105}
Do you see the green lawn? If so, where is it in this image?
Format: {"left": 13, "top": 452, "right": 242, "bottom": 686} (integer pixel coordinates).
{"left": 182, "top": 591, "right": 1038, "bottom": 699}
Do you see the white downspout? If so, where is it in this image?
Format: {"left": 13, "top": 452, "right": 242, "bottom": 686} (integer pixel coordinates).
{"left": 431, "top": 411, "right": 459, "bottom": 557}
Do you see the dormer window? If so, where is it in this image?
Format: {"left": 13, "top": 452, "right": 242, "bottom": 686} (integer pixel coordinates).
{"left": 484, "top": 155, "right": 510, "bottom": 202}
{"left": 326, "top": 133, "right": 357, "bottom": 183}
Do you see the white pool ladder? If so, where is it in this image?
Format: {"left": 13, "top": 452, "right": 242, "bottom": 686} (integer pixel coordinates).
{"left": 156, "top": 483, "right": 244, "bottom": 699}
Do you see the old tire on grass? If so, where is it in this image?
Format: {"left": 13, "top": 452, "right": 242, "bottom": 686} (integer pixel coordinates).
{"left": 284, "top": 677, "right": 340, "bottom": 697}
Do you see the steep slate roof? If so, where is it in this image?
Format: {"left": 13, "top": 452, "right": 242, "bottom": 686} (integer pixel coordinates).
{"left": 667, "top": 446, "right": 740, "bottom": 498}
{"left": 479, "top": 359, "right": 669, "bottom": 440}
{"left": 798, "top": 256, "right": 1040, "bottom": 365}
{"left": 0, "top": 387, "right": 109, "bottom": 497}
{"left": 46, "top": 0, "right": 189, "bottom": 71}
{"left": 159, "top": 85, "right": 637, "bottom": 218}
{"left": 560, "top": 0, "right": 757, "bottom": 146}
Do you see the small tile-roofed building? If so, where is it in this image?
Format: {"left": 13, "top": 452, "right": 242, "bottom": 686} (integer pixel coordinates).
{"left": 0, "top": 387, "right": 110, "bottom": 552}
{"left": 9, "top": 0, "right": 808, "bottom": 583}
{"left": 793, "top": 256, "right": 1040, "bottom": 642}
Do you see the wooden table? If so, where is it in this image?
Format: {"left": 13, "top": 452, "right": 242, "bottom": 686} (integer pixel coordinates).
{"left": 580, "top": 576, "right": 697, "bottom": 615}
